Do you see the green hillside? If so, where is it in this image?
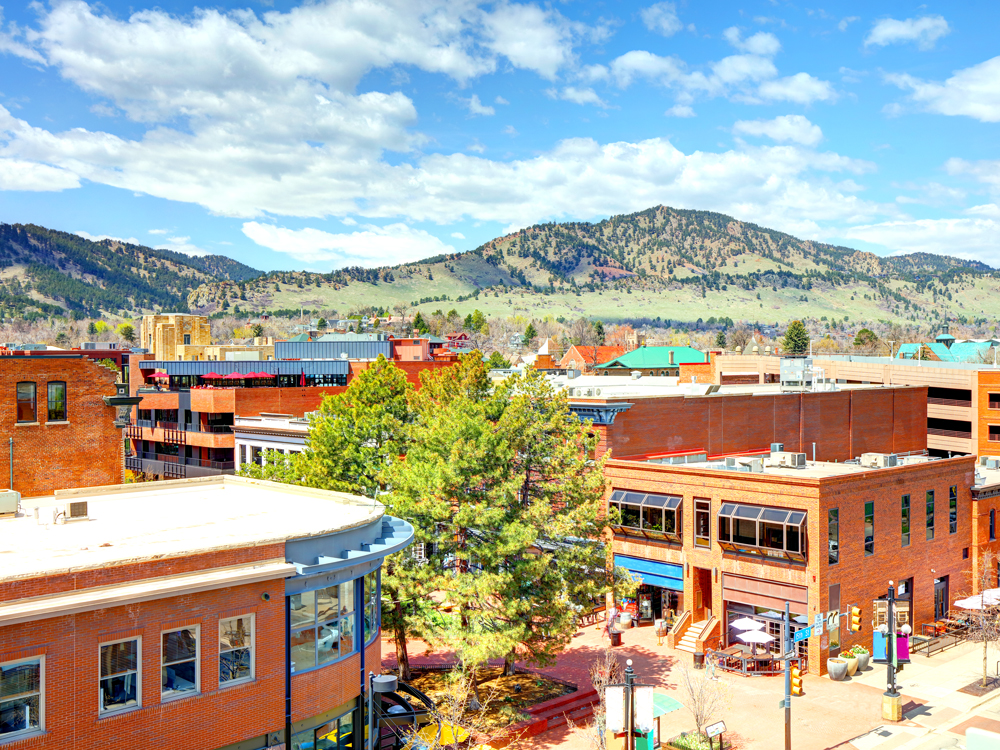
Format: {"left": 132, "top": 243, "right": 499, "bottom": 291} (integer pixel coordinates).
{"left": 188, "top": 205, "right": 1000, "bottom": 328}
{"left": 0, "top": 224, "right": 262, "bottom": 319}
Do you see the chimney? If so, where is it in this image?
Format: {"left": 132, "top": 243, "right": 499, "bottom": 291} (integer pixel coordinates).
{"left": 669, "top": 350, "right": 675, "bottom": 365}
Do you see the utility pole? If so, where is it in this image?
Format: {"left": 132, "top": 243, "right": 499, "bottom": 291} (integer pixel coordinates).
{"left": 783, "top": 602, "right": 791, "bottom": 750}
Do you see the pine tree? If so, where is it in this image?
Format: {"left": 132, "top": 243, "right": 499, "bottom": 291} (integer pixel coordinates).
{"left": 782, "top": 320, "right": 810, "bottom": 354}
{"left": 715, "top": 331, "right": 726, "bottom": 348}
{"left": 524, "top": 322, "right": 538, "bottom": 346}
{"left": 413, "top": 311, "right": 428, "bottom": 334}
{"left": 594, "top": 320, "right": 605, "bottom": 344}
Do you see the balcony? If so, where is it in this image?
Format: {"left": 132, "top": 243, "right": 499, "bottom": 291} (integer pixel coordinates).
{"left": 125, "top": 451, "right": 235, "bottom": 478}
{"left": 927, "top": 427, "right": 973, "bottom": 440}
{"left": 927, "top": 396, "right": 973, "bottom": 408}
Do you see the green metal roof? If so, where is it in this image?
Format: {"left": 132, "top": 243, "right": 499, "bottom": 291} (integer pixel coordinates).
{"left": 285, "top": 333, "right": 312, "bottom": 342}
{"left": 896, "top": 341, "right": 992, "bottom": 363}
{"left": 596, "top": 346, "right": 707, "bottom": 369}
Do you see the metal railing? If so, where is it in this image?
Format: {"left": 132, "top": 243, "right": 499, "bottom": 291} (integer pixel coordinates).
{"left": 127, "top": 450, "right": 235, "bottom": 471}
{"left": 130, "top": 421, "right": 233, "bottom": 435}
{"left": 927, "top": 397, "right": 972, "bottom": 408}
{"left": 927, "top": 427, "right": 972, "bottom": 440}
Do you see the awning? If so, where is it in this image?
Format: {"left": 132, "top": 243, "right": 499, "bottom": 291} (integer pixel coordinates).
{"left": 614, "top": 554, "right": 683, "bottom": 591}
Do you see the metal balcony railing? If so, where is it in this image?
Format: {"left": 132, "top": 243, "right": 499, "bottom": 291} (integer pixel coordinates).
{"left": 927, "top": 397, "right": 972, "bottom": 409}
{"left": 927, "top": 427, "right": 973, "bottom": 440}
{"left": 127, "top": 450, "right": 235, "bottom": 471}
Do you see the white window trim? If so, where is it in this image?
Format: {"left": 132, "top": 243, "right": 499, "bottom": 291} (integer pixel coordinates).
{"left": 219, "top": 614, "right": 255, "bottom": 688}
{"left": 160, "top": 625, "right": 200, "bottom": 701}
{"left": 0, "top": 654, "right": 45, "bottom": 740}
{"left": 98, "top": 636, "right": 142, "bottom": 715}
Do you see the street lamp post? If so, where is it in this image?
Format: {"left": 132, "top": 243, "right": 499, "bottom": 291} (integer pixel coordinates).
{"left": 882, "top": 582, "right": 902, "bottom": 721}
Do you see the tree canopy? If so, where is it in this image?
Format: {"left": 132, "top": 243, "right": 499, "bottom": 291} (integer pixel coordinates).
{"left": 782, "top": 320, "right": 809, "bottom": 354}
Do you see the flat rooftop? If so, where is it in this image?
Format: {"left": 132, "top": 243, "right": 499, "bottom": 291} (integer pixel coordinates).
{"left": 0, "top": 476, "right": 381, "bottom": 581}
{"left": 637, "top": 454, "right": 947, "bottom": 480}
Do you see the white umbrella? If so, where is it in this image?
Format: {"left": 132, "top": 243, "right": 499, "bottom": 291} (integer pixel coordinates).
{"left": 737, "top": 629, "right": 775, "bottom": 656}
{"left": 955, "top": 589, "right": 1000, "bottom": 610}
{"left": 730, "top": 617, "right": 764, "bottom": 631}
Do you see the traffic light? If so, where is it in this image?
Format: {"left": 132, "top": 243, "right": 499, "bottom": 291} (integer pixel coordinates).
{"left": 791, "top": 663, "right": 803, "bottom": 696}
{"left": 850, "top": 606, "right": 863, "bottom": 632}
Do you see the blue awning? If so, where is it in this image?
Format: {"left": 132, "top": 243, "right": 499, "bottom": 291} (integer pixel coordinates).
{"left": 614, "top": 554, "right": 684, "bottom": 591}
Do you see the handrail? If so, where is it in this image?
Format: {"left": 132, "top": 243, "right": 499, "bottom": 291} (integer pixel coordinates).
{"left": 670, "top": 609, "right": 691, "bottom": 636}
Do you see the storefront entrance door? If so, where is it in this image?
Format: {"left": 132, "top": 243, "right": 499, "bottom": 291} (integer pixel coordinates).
{"left": 694, "top": 568, "right": 713, "bottom": 621}
{"left": 934, "top": 577, "right": 949, "bottom": 620}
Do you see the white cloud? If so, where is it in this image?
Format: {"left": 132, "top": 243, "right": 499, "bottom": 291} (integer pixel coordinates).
{"left": 494, "top": 95, "right": 509, "bottom": 105}
{"left": 640, "top": 2, "right": 682, "bottom": 38}
{"left": 0, "top": 10, "right": 45, "bottom": 65}
{"left": 722, "top": 27, "right": 781, "bottom": 57}
{"left": 148, "top": 228, "right": 168, "bottom": 234}
{"left": 503, "top": 124, "right": 518, "bottom": 136}
{"left": 758, "top": 73, "right": 836, "bottom": 104}
{"left": 733, "top": 115, "right": 822, "bottom": 146}
{"left": 157, "top": 236, "right": 210, "bottom": 256}
{"left": 887, "top": 57, "right": 1000, "bottom": 122}
{"left": 450, "top": 231, "right": 466, "bottom": 239}
{"left": 75, "top": 230, "right": 143, "bottom": 244}
{"left": 548, "top": 86, "right": 609, "bottom": 108}
{"left": 481, "top": 2, "right": 578, "bottom": 80}
{"left": 865, "top": 16, "right": 950, "bottom": 50}
{"left": 242, "top": 221, "right": 456, "bottom": 267}
{"left": 946, "top": 157, "right": 1000, "bottom": 192}
{"left": 844, "top": 218, "right": 1000, "bottom": 264}
{"left": 0, "top": 158, "right": 79, "bottom": 191}
{"left": 838, "top": 16, "right": 860, "bottom": 32}
{"left": 463, "top": 94, "right": 495, "bottom": 116}
{"left": 665, "top": 104, "right": 695, "bottom": 117}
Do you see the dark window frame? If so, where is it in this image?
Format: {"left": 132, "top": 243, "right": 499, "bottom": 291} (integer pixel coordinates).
{"left": 47, "top": 381, "right": 67, "bottom": 422}
{"left": 926, "top": 490, "right": 935, "bottom": 541}
{"left": 15, "top": 382, "right": 36, "bottom": 423}
{"left": 991, "top": 509, "right": 996, "bottom": 542}
{"left": 609, "top": 490, "right": 682, "bottom": 542}
{"left": 901, "top": 494, "right": 910, "bottom": 547}
{"left": 828, "top": 508, "right": 839, "bottom": 565}
{"left": 949, "top": 485, "right": 958, "bottom": 534}
{"left": 694, "top": 498, "right": 711, "bottom": 548}
{"left": 718, "top": 502, "right": 807, "bottom": 562}
{"left": 864, "top": 501, "right": 875, "bottom": 556}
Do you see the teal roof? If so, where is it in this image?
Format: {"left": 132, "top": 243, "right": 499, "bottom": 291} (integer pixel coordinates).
{"left": 896, "top": 341, "right": 992, "bottom": 363}
{"left": 286, "top": 333, "right": 311, "bottom": 342}
{"left": 596, "top": 346, "right": 706, "bottom": 369}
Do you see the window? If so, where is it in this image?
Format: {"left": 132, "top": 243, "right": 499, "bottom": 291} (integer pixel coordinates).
{"left": 161, "top": 627, "right": 198, "bottom": 698}
{"left": 183, "top": 334, "right": 191, "bottom": 345}
{"left": 364, "top": 570, "right": 379, "bottom": 645}
{"left": 949, "top": 486, "right": 958, "bottom": 534}
{"left": 608, "top": 491, "right": 682, "bottom": 542}
{"left": 47, "top": 381, "right": 66, "bottom": 421}
{"left": 901, "top": 495, "right": 910, "bottom": 547}
{"left": 990, "top": 393, "right": 1000, "bottom": 410}
{"left": 694, "top": 499, "right": 711, "bottom": 548}
{"left": 220, "top": 616, "right": 254, "bottom": 685}
{"left": 0, "top": 657, "right": 42, "bottom": 739}
{"left": 251, "top": 446, "right": 263, "bottom": 467}
{"left": 991, "top": 509, "right": 996, "bottom": 542}
{"left": 864, "top": 501, "right": 874, "bottom": 556}
{"left": 293, "top": 712, "right": 354, "bottom": 750}
{"left": 828, "top": 509, "right": 839, "bottom": 564}
{"left": 717, "top": 503, "right": 807, "bottom": 561}
{"left": 926, "top": 490, "right": 935, "bottom": 541}
{"left": 15, "top": 382, "right": 35, "bottom": 423}
{"left": 290, "top": 580, "right": 357, "bottom": 672}
{"left": 99, "top": 638, "right": 140, "bottom": 713}
{"left": 239, "top": 444, "right": 247, "bottom": 466}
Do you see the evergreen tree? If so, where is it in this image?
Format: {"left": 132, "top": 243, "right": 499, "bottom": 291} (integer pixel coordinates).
{"left": 117, "top": 323, "right": 136, "bottom": 344}
{"left": 594, "top": 320, "right": 605, "bottom": 344}
{"left": 317, "top": 318, "right": 327, "bottom": 329}
{"left": 715, "top": 331, "right": 727, "bottom": 348}
{"left": 524, "top": 322, "right": 538, "bottom": 346}
{"left": 250, "top": 323, "right": 264, "bottom": 338}
{"left": 854, "top": 328, "right": 878, "bottom": 349}
{"left": 413, "top": 311, "right": 428, "bottom": 334}
{"left": 87, "top": 321, "right": 97, "bottom": 336}
{"left": 782, "top": 320, "right": 810, "bottom": 354}
{"left": 463, "top": 313, "right": 474, "bottom": 330}
{"left": 486, "top": 351, "right": 511, "bottom": 369}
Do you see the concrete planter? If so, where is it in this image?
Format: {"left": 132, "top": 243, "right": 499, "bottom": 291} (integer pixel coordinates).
{"left": 855, "top": 652, "right": 870, "bottom": 672}
{"left": 843, "top": 655, "right": 859, "bottom": 676}
{"left": 827, "top": 658, "right": 848, "bottom": 681}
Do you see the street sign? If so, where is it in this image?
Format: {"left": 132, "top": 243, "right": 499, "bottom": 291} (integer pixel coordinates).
{"left": 706, "top": 721, "right": 727, "bottom": 738}
{"left": 827, "top": 610, "right": 840, "bottom": 630}
{"left": 814, "top": 622, "right": 823, "bottom": 636}
{"left": 793, "top": 626, "right": 812, "bottom": 642}
{"left": 814, "top": 613, "right": 824, "bottom": 627}
{"left": 778, "top": 699, "right": 786, "bottom": 709}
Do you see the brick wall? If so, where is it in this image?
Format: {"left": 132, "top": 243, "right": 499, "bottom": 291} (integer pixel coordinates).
{"left": 596, "top": 387, "right": 926, "bottom": 461}
{"left": 1, "top": 357, "right": 120, "bottom": 497}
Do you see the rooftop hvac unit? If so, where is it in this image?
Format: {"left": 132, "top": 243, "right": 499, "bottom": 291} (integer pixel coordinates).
{"left": 631, "top": 371, "right": 642, "bottom": 380}
{"left": 771, "top": 443, "right": 784, "bottom": 453}
{"left": 899, "top": 456, "right": 930, "bottom": 466}
{"left": 861, "top": 453, "right": 898, "bottom": 468}
{"left": 725, "top": 457, "right": 737, "bottom": 468}
{"left": 62, "top": 501, "right": 89, "bottom": 522}
{"left": 788, "top": 453, "right": 806, "bottom": 468}
{"left": 0, "top": 489, "right": 19, "bottom": 516}
{"left": 595, "top": 388, "right": 602, "bottom": 396}
{"left": 988, "top": 459, "right": 1000, "bottom": 471}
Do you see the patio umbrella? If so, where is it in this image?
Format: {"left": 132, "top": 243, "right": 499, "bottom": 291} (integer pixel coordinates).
{"left": 201, "top": 372, "right": 223, "bottom": 379}
{"left": 737, "top": 629, "right": 775, "bottom": 656}
{"left": 955, "top": 589, "right": 1000, "bottom": 610}
{"left": 223, "top": 372, "right": 245, "bottom": 380}
{"left": 730, "top": 617, "right": 764, "bottom": 631}
{"left": 252, "top": 371, "right": 275, "bottom": 378}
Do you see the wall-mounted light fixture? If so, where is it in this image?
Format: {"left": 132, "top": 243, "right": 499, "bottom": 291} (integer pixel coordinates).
{"left": 261, "top": 592, "right": 271, "bottom": 602}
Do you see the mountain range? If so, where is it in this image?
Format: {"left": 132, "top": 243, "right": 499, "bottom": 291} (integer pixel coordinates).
{"left": 3, "top": 207, "right": 998, "bottom": 328}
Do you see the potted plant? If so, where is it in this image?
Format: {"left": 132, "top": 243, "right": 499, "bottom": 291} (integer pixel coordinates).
{"left": 849, "top": 645, "right": 870, "bottom": 672}
{"left": 827, "top": 657, "right": 848, "bottom": 681}
{"left": 842, "top": 650, "right": 859, "bottom": 677}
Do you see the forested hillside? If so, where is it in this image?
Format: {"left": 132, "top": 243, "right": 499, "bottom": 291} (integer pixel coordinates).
{"left": 0, "top": 224, "right": 261, "bottom": 318}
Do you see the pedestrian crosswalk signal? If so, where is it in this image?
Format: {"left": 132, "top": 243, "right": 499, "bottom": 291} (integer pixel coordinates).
{"left": 850, "top": 606, "right": 863, "bottom": 632}
{"left": 791, "top": 664, "right": 803, "bottom": 696}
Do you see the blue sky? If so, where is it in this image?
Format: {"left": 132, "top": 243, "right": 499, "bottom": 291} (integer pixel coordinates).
{"left": 2, "top": 1, "right": 1000, "bottom": 272}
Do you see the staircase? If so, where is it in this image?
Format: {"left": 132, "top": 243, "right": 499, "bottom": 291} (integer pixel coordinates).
{"left": 526, "top": 688, "right": 599, "bottom": 733}
{"left": 676, "top": 619, "right": 710, "bottom": 654}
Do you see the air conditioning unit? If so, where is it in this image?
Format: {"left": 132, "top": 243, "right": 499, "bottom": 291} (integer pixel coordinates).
{"left": 899, "top": 456, "right": 930, "bottom": 466}
{"left": 788, "top": 453, "right": 806, "bottom": 468}
{"left": 725, "top": 457, "right": 737, "bottom": 467}
{"left": 62, "top": 501, "right": 89, "bottom": 522}
{"left": 988, "top": 459, "right": 1000, "bottom": 470}
{"left": 861, "top": 453, "right": 898, "bottom": 468}
{"left": 771, "top": 443, "right": 784, "bottom": 453}
{"left": 0, "top": 490, "right": 19, "bottom": 516}
{"left": 595, "top": 388, "right": 602, "bottom": 396}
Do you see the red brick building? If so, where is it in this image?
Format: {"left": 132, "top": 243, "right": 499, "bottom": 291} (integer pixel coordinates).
{"left": 605, "top": 451, "right": 981, "bottom": 675}
{"left": 1, "top": 355, "right": 121, "bottom": 497}
{"left": 0, "top": 475, "right": 412, "bottom": 749}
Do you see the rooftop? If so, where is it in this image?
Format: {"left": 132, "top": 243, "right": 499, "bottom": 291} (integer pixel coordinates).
{"left": 0, "top": 475, "right": 381, "bottom": 581}
{"left": 596, "top": 345, "right": 707, "bottom": 369}
{"left": 633, "top": 452, "right": 953, "bottom": 480}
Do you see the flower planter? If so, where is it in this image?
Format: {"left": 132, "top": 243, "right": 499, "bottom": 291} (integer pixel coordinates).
{"left": 843, "top": 655, "right": 859, "bottom": 677}
{"left": 855, "top": 652, "right": 870, "bottom": 672}
{"left": 827, "top": 658, "right": 848, "bottom": 681}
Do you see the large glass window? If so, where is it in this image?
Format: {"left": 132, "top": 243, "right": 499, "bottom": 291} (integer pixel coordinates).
{"left": 0, "top": 657, "right": 42, "bottom": 739}
{"left": 991, "top": 509, "right": 996, "bottom": 542}
{"left": 608, "top": 491, "right": 681, "bottom": 542}
{"left": 926, "top": 490, "right": 935, "bottom": 541}
{"left": 290, "top": 580, "right": 357, "bottom": 673}
{"left": 364, "top": 570, "right": 379, "bottom": 645}
{"left": 220, "top": 616, "right": 254, "bottom": 686}
{"left": 864, "top": 501, "right": 875, "bottom": 556}
{"left": 828, "top": 509, "right": 839, "bottom": 564}
{"left": 293, "top": 711, "right": 355, "bottom": 750}
{"left": 901, "top": 495, "right": 910, "bottom": 547}
{"left": 15, "top": 382, "right": 35, "bottom": 423}
{"left": 161, "top": 627, "right": 198, "bottom": 698}
{"left": 47, "top": 382, "right": 66, "bottom": 421}
{"left": 718, "top": 503, "right": 807, "bottom": 561}
{"left": 694, "top": 499, "right": 711, "bottom": 548}
{"left": 949, "top": 486, "right": 958, "bottom": 534}
{"left": 100, "top": 638, "right": 140, "bottom": 713}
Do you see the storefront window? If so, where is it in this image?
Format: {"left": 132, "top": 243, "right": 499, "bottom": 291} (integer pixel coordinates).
{"left": 289, "top": 579, "right": 358, "bottom": 673}
{"left": 609, "top": 490, "right": 681, "bottom": 541}
{"left": 718, "top": 503, "right": 807, "bottom": 561}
